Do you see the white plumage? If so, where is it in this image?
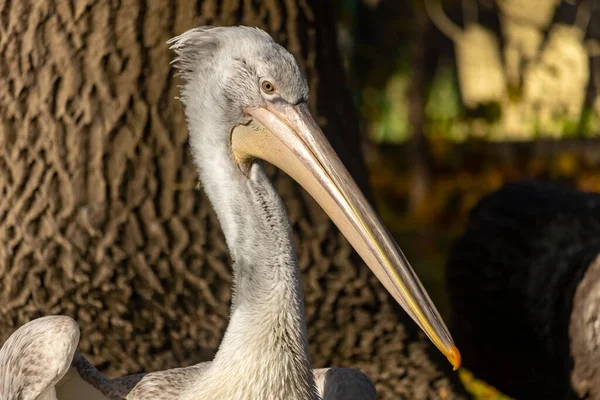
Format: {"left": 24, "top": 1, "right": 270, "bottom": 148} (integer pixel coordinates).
{"left": 0, "top": 317, "right": 374, "bottom": 399}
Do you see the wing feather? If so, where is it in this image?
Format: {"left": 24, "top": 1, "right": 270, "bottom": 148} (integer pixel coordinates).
{"left": 314, "top": 368, "right": 376, "bottom": 400}
{"left": 0, "top": 316, "right": 79, "bottom": 400}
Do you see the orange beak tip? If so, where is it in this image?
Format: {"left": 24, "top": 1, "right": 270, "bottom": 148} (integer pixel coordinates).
{"left": 449, "top": 345, "right": 462, "bottom": 371}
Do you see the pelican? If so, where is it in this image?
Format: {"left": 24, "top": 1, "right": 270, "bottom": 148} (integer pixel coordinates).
{"left": 0, "top": 26, "right": 460, "bottom": 400}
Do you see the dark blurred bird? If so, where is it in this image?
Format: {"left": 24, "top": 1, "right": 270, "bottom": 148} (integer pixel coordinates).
{"left": 446, "top": 180, "right": 600, "bottom": 399}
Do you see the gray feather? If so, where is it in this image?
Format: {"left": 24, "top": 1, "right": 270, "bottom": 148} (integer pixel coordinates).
{"left": 0, "top": 316, "right": 79, "bottom": 400}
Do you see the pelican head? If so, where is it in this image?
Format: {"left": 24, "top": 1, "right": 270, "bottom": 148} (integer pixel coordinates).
{"left": 169, "top": 26, "right": 460, "bottom": 370}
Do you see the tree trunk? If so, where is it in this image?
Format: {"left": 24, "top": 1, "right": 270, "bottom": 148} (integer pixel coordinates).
{"left": 0, "top": 1, "right": 466, "bottom": 398}
{"left": 408, "top": 1, "right": 433, "bottom": 213}
{"left": 447, "top": 180, "right": 600, "bottom": 399}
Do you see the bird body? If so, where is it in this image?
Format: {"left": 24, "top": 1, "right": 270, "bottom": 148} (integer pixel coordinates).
{"left": 0, "top": 316, "right": 374, "bottom": 400}
{"left": 0, "top": 25, "right": 458, "bottom": 400}
{"left": 447, "top": 180, "right": 600, "bottom": 399}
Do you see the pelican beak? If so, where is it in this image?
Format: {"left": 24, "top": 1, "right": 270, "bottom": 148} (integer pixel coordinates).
{"left": 231, "top": 102, "right": 461, "bottom": 370}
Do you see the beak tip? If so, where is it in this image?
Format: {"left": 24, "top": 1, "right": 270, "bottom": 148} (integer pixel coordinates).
{"left": 449, "top": 345, "right": 462, "bottom": 370}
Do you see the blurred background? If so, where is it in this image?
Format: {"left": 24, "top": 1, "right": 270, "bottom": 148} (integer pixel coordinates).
{"left": 334, "top": 0, "right": 599, "bottom": 397}
{"left": 1, "top": 0, "right": 600, "bottom": 399}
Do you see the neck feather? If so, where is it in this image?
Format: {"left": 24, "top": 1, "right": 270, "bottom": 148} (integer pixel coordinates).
{"left": 187, "top": 114, "right": 318, "bottom": 399}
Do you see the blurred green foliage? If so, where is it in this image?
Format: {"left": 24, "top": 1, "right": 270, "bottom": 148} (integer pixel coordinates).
{"left": 425, "top": 62, "right": 467, "bottom": 141}
{"left": 364, "top": 67, "right": 412, "bottom": 143}
{"left": 459, "top": 369, "right": 514, "bottom": 400}
{"left": 335, "top": 0, "right": 600, "bottom": 144}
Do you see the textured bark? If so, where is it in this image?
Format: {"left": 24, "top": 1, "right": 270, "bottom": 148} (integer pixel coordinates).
{"left": 447, "top": 180, "right": 600, "bottom": 399}
{"left": 0, "top": 1, "right": 466, "bottom": 398}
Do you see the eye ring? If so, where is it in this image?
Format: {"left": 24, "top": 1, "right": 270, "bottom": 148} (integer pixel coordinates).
{"left": 261, "top": 80, "right": 275, "bottom": 93}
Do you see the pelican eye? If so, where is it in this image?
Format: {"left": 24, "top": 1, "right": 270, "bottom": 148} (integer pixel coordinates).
{"left": 261, "top": 81, "right": 275, "bottom": 93}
